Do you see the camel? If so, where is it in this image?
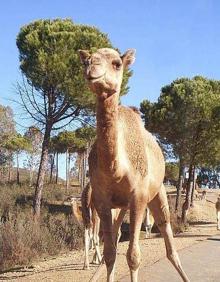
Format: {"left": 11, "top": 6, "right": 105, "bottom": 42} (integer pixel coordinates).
{"left": 69, "top": 184, "right": 102, "bottom": 270}
{"left": 81, "top": 182, "right": 102, "bottom": 269}
{"left": 79, "top": 48, "right": 189, "bottom": 282}
{"left": 215, "top": 195, "right": 220, "bottom": 230}
{"left": 201, "top": 190, "right": 207, "bottom": 200}
{"left": 144, "top": 207, "right": 154, "bottom": 238}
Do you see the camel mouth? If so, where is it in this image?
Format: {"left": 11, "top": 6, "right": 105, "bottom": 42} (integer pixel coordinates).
{"left": 87, "top": 74, "right": 105, "bottom": 82}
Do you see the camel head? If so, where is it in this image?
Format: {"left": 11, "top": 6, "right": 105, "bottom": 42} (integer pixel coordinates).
{"left": 79, "top": 48, "right": 135, "bottom": 99}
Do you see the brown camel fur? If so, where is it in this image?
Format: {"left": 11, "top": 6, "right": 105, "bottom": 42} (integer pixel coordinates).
{"left": 79, "top": 48, "right": 189, "bottom": 282}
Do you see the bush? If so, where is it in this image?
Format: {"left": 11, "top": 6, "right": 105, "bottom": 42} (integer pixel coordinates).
{"left": 0, "top": 181, "right": 84, "bottom": 272}
{"left": 0, "top": 210, "right": 83, "bottom": 271}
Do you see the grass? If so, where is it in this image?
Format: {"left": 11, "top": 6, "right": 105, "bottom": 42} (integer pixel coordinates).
{"left": 0, "top": 182, "right": 83, "bottom": 272}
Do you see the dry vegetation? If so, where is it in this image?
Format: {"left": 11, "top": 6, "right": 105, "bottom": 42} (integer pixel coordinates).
{"left": 0, "top": 182, "right": 218, "bottom": 276}
{"left": 0, "top": 182, "right": 83, "bottom": 272}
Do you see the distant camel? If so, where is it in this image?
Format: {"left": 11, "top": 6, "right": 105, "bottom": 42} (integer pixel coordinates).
{"left": 201, "top": 190, "right": 207, "bottom": 200}
{"left": 81, "top": 182, "right": 102, "bottom": 269}
{"left": 144, "top": 207, "right": 154, "bottom": 238}
{"left": 79, "top": 47, "right": 189, "bottom": 282}
{"left": 215, "top": 196, "right": 220, "bottom": 230}
{"left": 70, "top": 184, "right": 102, "bottom": 270}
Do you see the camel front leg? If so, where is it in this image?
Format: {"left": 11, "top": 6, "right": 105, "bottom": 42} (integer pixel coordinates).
{"left": 89, "top": 208, "right": 126, "bottom": 282}
{"left": 95, "top": 207, "right": 116, "bottom": 282}
{"left": 127, "top": 198, "right": 146, "bottom": 282}
{"left": 148, "top": 185, "right": 190, "bottom": 282}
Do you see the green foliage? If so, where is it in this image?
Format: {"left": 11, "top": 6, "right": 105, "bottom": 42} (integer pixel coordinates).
{"left": 165, "top": 162, "right": 179, "bottom": 182}
{"left": 24, "top": 126, "right": 43, "bottom": 152}
{"left": 51, "top": 130, "right": 87, "bottom": 154}
{"left": 0, "top": 106, "right": 16, "bottom": 166}
{"left": 75, "top": 126, "right": 96, "bottom": 143}
{"left": 141, "top": 76, "right": 220, "bottom": 166}
{"left": 4, "top": 134, "right": 31, "bottom": 153}
{"left": 17, "top": 19, "right": 131, "bottom": 111}
{"left": 0, "top": 105, "right": 15, "bottom": 146}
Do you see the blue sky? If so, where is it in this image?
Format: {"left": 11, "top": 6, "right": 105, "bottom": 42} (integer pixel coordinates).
{"left": 1, "top": 0, "right": 220, "bottom": 178}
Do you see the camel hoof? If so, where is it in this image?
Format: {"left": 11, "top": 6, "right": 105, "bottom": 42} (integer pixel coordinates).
{"left": 83, "top": 265, "right": 90, "bottom": 270}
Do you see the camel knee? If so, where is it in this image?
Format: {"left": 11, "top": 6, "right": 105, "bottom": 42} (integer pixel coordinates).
{"left": 167, "top": 249, "right": 180, "bottom": 264}
{"left": 126, "top": 245, "right": 141, "bottom": 271}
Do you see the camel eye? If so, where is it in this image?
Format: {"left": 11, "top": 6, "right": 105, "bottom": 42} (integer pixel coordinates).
{"left": 112, "top": 60, "right": 122, "bottom": 70}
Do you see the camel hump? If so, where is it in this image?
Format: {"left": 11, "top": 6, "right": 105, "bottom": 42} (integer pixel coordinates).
{"left": 129, "top": 106, "right": 141, "bottom": 115}
{"left": 81, "top": 182, "right": 93, "bottom": 228}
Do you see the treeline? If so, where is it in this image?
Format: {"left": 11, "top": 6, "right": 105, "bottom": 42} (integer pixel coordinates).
{"left": 0, "top": 108, "right": 95, "bottom": 190}
{"left": 141, "top": 76, "right": 220, "bottom": 222}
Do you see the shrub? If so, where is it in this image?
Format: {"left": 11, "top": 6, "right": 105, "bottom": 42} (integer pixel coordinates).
{"left": 0, "top": 211, "right": 83, "bottom": 271}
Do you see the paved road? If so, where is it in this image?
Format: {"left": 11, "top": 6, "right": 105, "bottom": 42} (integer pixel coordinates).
{"left": 121, "top": 235, "right": 220, "bottom": 282}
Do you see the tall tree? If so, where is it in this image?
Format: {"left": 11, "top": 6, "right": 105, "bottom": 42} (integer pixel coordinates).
{"left": 141, "top": 76, "right": 220, "bottom": 220}
{"left": 16, "top": 19, "right": 132, "bottom": 218}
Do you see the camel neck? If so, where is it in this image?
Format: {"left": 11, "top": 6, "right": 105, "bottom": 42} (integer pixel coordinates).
{"left": 96, "top": 93, "right": 119, "bottom": 175}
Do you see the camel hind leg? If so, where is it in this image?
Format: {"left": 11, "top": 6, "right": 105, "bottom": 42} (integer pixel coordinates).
{"left": 148, "top": 185, "right": 190, "bottom": 282}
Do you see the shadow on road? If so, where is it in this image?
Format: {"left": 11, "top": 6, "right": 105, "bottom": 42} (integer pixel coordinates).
{"left": 207, "top": 237, "right": 220, "bottom": 242}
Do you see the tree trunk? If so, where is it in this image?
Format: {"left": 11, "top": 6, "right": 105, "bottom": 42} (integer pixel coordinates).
{"left": 29, "top": 159, "right": 33, "bottom": 187}
{"left": 16, "top": 152, "right": 20, "bottom": 185}
{"left": 55, "top": 152, "right": 58, "bottom": 184}
{"left": 68, "top": 153, "right": 71, "bottom": 187}
{"left": 33, "top": 124, "right": 52, "bottom": 220}
{"left": 181, "top": 164, "right": 194, "bottom": 223}
{"left": 175, "top": 159, "right": 184, "bottom": 212}
{"left": 8, "top": 158, "right": 12, "bottom": 183}
{"left": 82, "top": 148, "right": 88, "bottom": 189}
{"left": 66, "top": 148, "right": 69, "bottom": 192}
{"left": 77, "top": 154, "right": 81, "bottom": 183}
{"left": 49, "top": 153, "right": 55, "bottom": 184}
{"left": 190, "top": 167, "right": 197, "bottom": 207}
{"left": 80, "top": 152, "right": 85, "bottom": 190}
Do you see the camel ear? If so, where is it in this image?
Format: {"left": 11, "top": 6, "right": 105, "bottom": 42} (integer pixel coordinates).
{"left": 121, "top": 49, "right": 136, "bottom": 68}
{"left": 78, "top": 50, "right": 91, "bottom": 64}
